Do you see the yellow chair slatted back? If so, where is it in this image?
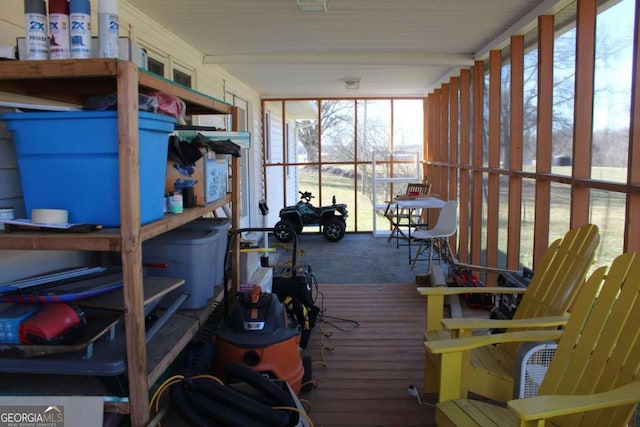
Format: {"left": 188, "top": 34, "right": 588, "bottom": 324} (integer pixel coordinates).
{"left": 501, "top": 223, "right": 600, "bottom": 355}
{"left": 536, "top": 251, "right": 640, "bottom": 426}
{"left": 436, "top": 254, "right": 640, "bottom": 426}
{"left": 420, "top": 224, "right": 600, "bottom": 402}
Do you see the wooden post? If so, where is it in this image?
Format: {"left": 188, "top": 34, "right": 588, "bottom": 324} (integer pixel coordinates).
{"left": 117, "top": 61, "right": 150, "bottom": 427}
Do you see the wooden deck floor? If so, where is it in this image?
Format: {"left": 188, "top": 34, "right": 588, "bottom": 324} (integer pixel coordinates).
{"left": 300, "top": 283, "right": 436, "bottom": 427}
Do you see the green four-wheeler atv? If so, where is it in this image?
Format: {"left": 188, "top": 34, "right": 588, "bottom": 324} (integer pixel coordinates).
{"left": 274, "top": 191, "right": 348, "bottom": 242}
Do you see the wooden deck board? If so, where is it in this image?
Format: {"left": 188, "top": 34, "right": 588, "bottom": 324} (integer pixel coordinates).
{"left": 301, "top": 283, "right": 436, "bottom": 426}
{"left": 157, "top": 278, "right": 492, "bottom": 425}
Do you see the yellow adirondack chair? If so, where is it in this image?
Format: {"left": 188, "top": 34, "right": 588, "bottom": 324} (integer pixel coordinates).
{"left": 417, "top": 223, "right": 600, "bottom": 402}
{"left": 432, "top": 251, "right": 640, "bottom": 427}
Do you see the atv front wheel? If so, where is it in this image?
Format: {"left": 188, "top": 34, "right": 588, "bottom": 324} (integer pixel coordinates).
{"left": 323, "top": 218, "right": 346, "bottom": 242}
{"left": 274, "top": 220, "right": 297, "bottom": 243}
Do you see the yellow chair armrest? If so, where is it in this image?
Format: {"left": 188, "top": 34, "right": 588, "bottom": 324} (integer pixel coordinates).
{"left": 442, "top": 315, "right": 568, "bottom": 335}
{"left": 417, "top": 286, "right": 527, "bottom": 333}
{"left": 425, "top": 329, "right": 562, "bottom": 354}
{"left": 508, "top": 381, "right": 640, "bottom": 421}
{"left": 426, "top": 329, "right": 562, "bottom": 402}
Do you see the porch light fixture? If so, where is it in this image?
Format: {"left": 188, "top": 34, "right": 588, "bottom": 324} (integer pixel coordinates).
{"left": 297, "top": 0, "right": 328, "bottom": 12}
{"left": 344, "top": 78, "right": 360, "bottom": 90}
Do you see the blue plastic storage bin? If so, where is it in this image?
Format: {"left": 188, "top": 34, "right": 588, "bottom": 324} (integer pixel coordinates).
{"left": 1, "top": 111, "right": 176, "bottom": 227}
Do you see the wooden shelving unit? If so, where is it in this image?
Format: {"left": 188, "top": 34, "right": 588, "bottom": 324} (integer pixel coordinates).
{"left": 0, "top": 59, "right": 240, "bottom": 427}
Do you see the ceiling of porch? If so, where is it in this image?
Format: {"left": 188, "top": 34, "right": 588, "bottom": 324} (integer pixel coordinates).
{"left": 127, "top": 0, "right": 572, "bottom": 98}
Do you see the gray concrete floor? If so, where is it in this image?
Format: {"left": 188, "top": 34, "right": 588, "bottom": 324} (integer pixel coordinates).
{"left": 267, "top": 232, "right": 433, "bottom": 284}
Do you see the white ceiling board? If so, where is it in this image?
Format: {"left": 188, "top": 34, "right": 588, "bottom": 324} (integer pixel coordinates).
{"left": 126, "top": 0, "right": 564, "bottom": 97}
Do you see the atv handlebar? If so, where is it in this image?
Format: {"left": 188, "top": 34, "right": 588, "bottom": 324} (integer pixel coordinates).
{"left": 298, "top": 191, "right": 341, "bottom": 206}
{"left": 299, "top": 191, "right": 314, "bottom": 203}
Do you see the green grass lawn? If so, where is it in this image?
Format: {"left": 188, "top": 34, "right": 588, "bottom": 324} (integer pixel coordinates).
{"left": 299, "top": 166, "right": 625, "bottom": 271}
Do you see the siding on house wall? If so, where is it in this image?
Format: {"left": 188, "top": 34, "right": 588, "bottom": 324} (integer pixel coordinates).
{"left": 0, "top": 117, "right": 22, "bottom": 212}
{"left": 0, "top": 120, "right": 94, "bottom": 281}
{"left": 0, "top": 1, "right": 264, "bottom": 283}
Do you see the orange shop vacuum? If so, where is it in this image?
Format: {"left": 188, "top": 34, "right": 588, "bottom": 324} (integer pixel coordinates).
{"left": 213, "top": 227, "right": 307, "bottom": 394}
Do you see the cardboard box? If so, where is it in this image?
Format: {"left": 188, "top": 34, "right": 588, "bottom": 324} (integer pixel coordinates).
{"left": 167, "top": 130, "right": 249, "bottom": 206}
{"left": 166, "top": 148, "right": 229, "bottom": 206}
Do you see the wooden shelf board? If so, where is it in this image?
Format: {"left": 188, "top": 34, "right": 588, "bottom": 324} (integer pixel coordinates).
{"left": 0, "top": 309, "right": 121, "bottom": 359}
{"left": 138, "top": 70, "right": 232, "bottom": 115}
{"left": 0, "top": 59, "right": 232, "bottom": 116}
{"left": 0, "top": 196, "right": 231, "bottom": 251}
{"left": 0, "top": 59, "right": 118, "bottom": 79}
{"left": 78, "top": 276, "right": 185, "bottom": 311}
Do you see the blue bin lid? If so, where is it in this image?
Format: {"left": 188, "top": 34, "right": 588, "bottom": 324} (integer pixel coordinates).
{"left": 0, "top": 110, "right": 176, "bottom": 133}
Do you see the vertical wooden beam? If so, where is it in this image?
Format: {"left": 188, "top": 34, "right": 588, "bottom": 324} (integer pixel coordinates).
{"left": 486, "top": 50, "right": 502, "bottom": 275}
{"left": 422, "top": 97, "right": 429, "bottom": 181}
{"left": 572, "top": 0, "right": 597, "bottom": 228}
{"left": 508, "top": 35, "right": 525, "bottom": 270}
{"left": 230, "top": 106, "right": 241, "bottom": 290}
{"left": 353, "top": 99, "right": 359, "bottom": 231}
{"left": 426, "top": 94, "right": 435, "bottom": 164}
{"left": 433, "top": 89, "right": 442, "bottom": 196}
{"left": 449, "top": 76, "right": 460, "bottom": 258}
{"left": 488, "top": 51, "right": 502, "bottom": 169}
{"left": 390, "top": 99, "right": 395, "bottom": 152}
{"left": 260, "top": 99, "right": 267, "bottom": 201}
{"left": 458, "top": 68, "right": 471, "bottom": 263}
{"left": 534, "top": 15, "right": 554, "bottom": 267}
{"left": 316, "top": 99, "right": 323, "bottom": 202}
{"left": 626, "top": 0, "right": 640, "bottom": 251}
{"left": 230, "top": 105, "right": 240, "bottom": 131}
{"left": 449, "top": 76, "right": 459, "bottom": 201}
{"left": 280, "top": 100, "right": 288, "bottom": 206}
{"left": 423, "top": 93, "right": 436, "bottom": 186}
{"left": 441, "top": 83, "right": 450, "bottom": 199}
{"left": 471, "top": 60, "right": 485, "bottom": 265}
{"left": 117, "top": 61, "right": 149, "bottom": 427}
